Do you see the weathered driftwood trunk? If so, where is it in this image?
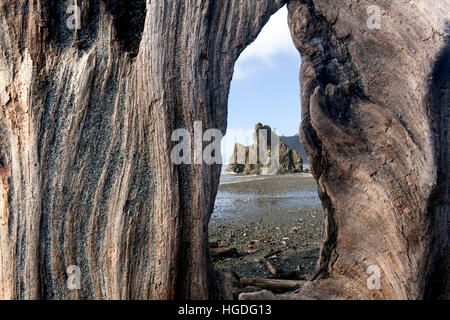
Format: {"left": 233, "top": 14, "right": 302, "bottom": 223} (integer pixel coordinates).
{"left": 288, "top": 0, "right": 449, "bottom": 300}
{"left": 0, "top": 0, "right": 285, "bottom": 299}
{"left": 0, "top": 0, "right": 448, "bottom": 300}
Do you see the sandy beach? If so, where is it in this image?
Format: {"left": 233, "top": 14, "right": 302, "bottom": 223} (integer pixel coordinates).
{"left": 209, "top": 173, "right": 324, "bottom": 279}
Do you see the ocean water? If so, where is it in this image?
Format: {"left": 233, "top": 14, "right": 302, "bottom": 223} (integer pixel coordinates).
{"left": 212, "top": 173, "right": 322, "bottom": 224}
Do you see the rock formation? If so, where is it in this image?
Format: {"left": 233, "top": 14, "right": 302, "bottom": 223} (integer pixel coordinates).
{"left": 280, "top": 134, "right": 309, "bottom": 165}
{"left": 0, "top": 0, "right": 448, "bottom": 300}
{"left": 226, "top": 123, "right": 303, "bottom": 175}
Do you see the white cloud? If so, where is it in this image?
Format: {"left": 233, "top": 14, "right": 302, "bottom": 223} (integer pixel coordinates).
{"left": 234, "top": 6, "right": 298, "bottom": 80}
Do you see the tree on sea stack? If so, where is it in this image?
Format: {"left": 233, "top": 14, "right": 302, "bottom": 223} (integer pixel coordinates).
{"left": 0, "top": 0, "right": 448, "bottom": 299}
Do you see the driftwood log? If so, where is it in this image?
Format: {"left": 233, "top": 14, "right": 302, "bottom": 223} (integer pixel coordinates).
{"left": 240, "top": 278, "right": 306, "bottom": 293}
{"left": 0, "top": 0, "right": 448, "bottom": 300}
{"left": 209, "top": 241, "right": 219, "bottom": 249}
{"left": 266, "top": 260, "right": 281, "bottom": 278}
{"left": 289, "top": 0, "right": 449, "bottom": 300}
{"left": 210, "top": 247, "right": 238, "bottom": 258}
{"left": 265, "top": 260, "right": 308, "bottom": 280}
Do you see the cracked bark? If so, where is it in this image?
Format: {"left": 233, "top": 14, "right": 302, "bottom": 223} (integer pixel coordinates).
{"left": 288, "top": 0, "right": 449, "bottom": 299}
{"left": 0, "top": 0, "right": 285, "bottom": 300}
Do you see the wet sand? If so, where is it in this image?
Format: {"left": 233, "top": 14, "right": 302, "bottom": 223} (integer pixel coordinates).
{"left": 209, "top": 174, "right": 324, "bottom": 279}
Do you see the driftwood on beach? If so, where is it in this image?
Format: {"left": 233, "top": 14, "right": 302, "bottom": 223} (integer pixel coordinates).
{"left": 209, "top": 241, "right": 219, "bottom": 249}
{"left": 240, "top": 278, "right": 306, "bottom": 293}
{"left": 210, "top": 248, "right": 238, "bottom": 258}
{"left": 265, "top": 261, "right": 309, "bottom": 281}
{"left": 0, "top": 0, "right": 447, "bottom": 300}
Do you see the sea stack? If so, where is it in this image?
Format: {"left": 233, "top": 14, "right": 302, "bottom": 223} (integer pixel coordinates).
{"left": 226, "top": 123, "right": 303, "bottom": 175}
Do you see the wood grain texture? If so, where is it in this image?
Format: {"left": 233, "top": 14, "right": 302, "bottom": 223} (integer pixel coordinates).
{"left": 288, "top": 0, "right": 449, "bottom": 299}
{"left": 0, "top": 0, "right": 448, "bottom": 300}
{"left": 0, "top": 0, "right": 284, "bottom": 299}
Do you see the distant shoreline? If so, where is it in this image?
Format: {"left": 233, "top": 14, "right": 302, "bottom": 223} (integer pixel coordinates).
{"left": 219, "top": 171, "right": 313, "bottom": 185}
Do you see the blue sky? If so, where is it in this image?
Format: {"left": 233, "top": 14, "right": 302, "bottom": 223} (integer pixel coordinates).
{"left": 222, "top": 6, "right": 302, "bottom": 162}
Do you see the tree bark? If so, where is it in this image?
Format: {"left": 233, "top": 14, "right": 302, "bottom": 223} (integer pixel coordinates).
{"left": 288, "top": 0, "right": 449, "bottom": 299}
{"left": 0, "top": 0, "right": 284, "bottom": 299}
{"left": 0, "top": 0, "right": 448, "bottom": 300}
